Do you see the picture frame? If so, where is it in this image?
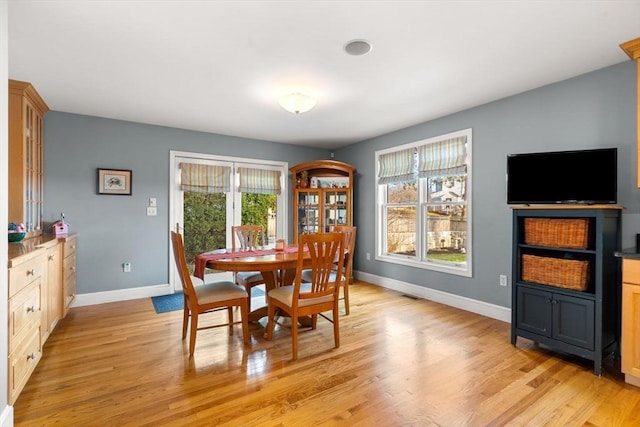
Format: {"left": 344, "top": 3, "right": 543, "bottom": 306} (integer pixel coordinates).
{"left": 97, "top": 168, "right": 132, "bottom": 195}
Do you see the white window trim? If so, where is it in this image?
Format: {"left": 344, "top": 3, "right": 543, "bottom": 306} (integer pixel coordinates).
{"left": 375, "top": 128, "right": 472, "bottom": 277}
{"left": 169, "top": 150, "right": 288, "bottom": 290}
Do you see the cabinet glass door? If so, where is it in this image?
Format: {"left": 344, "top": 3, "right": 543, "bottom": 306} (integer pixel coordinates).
{"left": 324, "top": 190, "right": 348, "bottom": 232}
{"left": 24, "top": 100, "right": 43, "bottom": 235}
{"left": 298, "top": 191, "right": 320, "bottom": 235}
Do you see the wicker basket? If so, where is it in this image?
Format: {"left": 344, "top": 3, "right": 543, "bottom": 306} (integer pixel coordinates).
{"left": 524, "top": 218, "right": 589, "bottom": 249}
{"left": 521, "top": 254, "right": 589, "bottom": 291}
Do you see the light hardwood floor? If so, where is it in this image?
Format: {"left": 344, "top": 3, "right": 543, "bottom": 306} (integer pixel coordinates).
{"left": 14, "top": 281, "right": 640, "bottom": 426}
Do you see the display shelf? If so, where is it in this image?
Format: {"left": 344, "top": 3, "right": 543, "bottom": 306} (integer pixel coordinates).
{"left": 290, "top": 160, "right": 356, "bottom": 243}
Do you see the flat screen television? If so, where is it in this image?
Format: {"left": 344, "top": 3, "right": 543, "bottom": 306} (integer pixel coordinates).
{"left": 506, "top": 147, "right": 617, "bottom": 205}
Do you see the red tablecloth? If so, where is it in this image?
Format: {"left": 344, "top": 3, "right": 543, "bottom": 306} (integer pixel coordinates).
{"left": 194, "top": 246, "right": 299, "bottom": 279}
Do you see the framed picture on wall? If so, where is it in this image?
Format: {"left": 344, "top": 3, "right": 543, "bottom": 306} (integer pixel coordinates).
{"left": 97, "top": 168, "right": 132, "bottom": 195}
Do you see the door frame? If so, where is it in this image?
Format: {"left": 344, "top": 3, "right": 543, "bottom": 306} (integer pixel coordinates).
{"left": 169, "top": 150, "right": 288, "bottom": 292}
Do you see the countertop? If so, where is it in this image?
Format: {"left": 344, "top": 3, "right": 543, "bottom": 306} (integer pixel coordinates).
{"left": 614, "top": 248, "right": 640, "bottom": 259}
{"left": 8, "top": 233, "right": 76, "bottom": 266}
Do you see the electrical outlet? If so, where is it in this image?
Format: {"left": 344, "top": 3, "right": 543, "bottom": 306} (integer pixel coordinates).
{"left": 499, "top": 275, "right": 508, "bottom": 287}
{"left": 366, "top": 252, "right": 371, "bottom": 260}
{"left": 146, "top": 206, "right": 157, "bottom": 216}
{"left": 123, "top": 262, "right": 131, "bottom": 273}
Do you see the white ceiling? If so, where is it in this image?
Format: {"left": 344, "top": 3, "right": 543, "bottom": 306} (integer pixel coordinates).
{"left": 8, "top": 1, "right": 640, "bottom": 149}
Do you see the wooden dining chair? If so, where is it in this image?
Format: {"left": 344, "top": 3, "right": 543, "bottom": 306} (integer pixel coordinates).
{"left": 265, "top": 232, "right": 345, "bottom": 360}
{"left": 232, "top": 225, "right": 267, "bottom": 312}
{"left": 301, "top": 225, "right": 356, "bottom": 315}
{"left": 170, "top": 231, "right": 250, "bottom": 356}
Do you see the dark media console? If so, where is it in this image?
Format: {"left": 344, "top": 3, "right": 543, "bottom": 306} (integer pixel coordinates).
{"left": 510, "top": 205, "right": 622, "bottom": 376}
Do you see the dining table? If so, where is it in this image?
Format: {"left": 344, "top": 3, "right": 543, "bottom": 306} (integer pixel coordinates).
{"left": 194, "top": 245, "right": 310, "bottom": 322}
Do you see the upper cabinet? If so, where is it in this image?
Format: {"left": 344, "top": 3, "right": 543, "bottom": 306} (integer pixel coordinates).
{"left": 9, "top": 79, "right": 49, "bottom": 238}
{"left": 290, "top": 160, "right": 356, "bottom": 243}
{"left": 620, "top": 37, "right": 640, "bottom": 187}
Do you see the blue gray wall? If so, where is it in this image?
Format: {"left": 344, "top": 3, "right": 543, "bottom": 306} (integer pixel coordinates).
{"left": 43, "top": 115, "right": 327, "bottom": 294}
{"left": 338, "top": 61, "right": 637, "bottom": 308}
{"left": 44, "top": 60, "right": 637, "bottom": 309}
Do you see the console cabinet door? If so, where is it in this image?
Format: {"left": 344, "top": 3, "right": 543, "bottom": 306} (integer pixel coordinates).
{"left": 516, "top": 286, "right": 552, "bottom": 337}
{"left": 552, "top": 293, "right": 595, "bottom": 350}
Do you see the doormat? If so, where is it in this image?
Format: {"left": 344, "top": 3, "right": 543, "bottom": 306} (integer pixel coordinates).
{"left": 152, "top": 287, "right": 265, "bottom": 314}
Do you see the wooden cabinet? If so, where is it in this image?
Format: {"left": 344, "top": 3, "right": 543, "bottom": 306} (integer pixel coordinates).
{"left": 7, "top": 234, "right": 78, "bottom": 403}
{"left": 62, "top": 235, "right": 78, "bottom": 315}
{"left": 290, "top": 160, "right": 356, "bottom": 243}
{"left": 8, "top": 248, "right": 45, "bottom": 405}
{"left": 620, "top": 38, "right": 640, "bottom": 187}
{"left": 42, "top": 240, "right": 62, "bottom": 342}
{"left": 621, "top": 258, "right": 640, "bottom": 387}
{"left": 511, "top": 206, "right": 622, "bottom": 375}
{"left": 8, "top": 80, "right": 49, "bottom": 238}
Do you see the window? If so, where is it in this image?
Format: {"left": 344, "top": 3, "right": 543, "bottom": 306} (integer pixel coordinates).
{"left": 375, "top": 129, "right": 472, "bottom": 277}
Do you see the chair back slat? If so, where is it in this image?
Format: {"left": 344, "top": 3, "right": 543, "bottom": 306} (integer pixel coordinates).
{"left": 295, "top": 232, "right": 345, "bottom": 302}
{"left": 333, "top": 225, "right": 356, "bottom": 282}
{"left": 170, "top": 231, "right": 198, "bottom": 305}
{"left": 232, "top": 225, "right": 265, "bottom": 250}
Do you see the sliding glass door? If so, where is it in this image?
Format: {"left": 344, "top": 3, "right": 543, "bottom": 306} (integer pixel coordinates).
{"left": 169, "top": 151, "right": 287, "bottom": 291}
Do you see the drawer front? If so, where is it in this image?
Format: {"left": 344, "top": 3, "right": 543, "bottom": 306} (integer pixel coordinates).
{"left": 64, "top": 252, "right": 77, "bottom": 309}
{"left": 8, "top": 322, "right": 42, "bottom": 405}
{"left": 63, "top": 237, "right": 77, "bottom": 258}
{"left": 8, "top": 255, "right": 43, "bottom": 297}
{"left": 64, "top": 252, "right": 76, "bottom": 283}
{"left": 9, "top": 279, "right": 42, "bottom": 354}
{"left": 623, "top": 259, "right": 640, "bottom": 285}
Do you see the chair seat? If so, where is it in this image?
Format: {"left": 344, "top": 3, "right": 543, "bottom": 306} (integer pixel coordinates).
{"left": 236, "top": 271, "right": 263, "bottom": 282}
{"left": 195, "top": 281, "right": 248, "bottom": 305}
{"left": 268, "top": 285, "right": 333, "bottom": 308}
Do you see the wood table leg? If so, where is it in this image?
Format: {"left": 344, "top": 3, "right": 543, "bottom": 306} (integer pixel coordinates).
{"left": 247, "top": 270, "right": 278, "bottom": 322}
{"left": 249, "top": 268, "right": 312, "bottom": 327}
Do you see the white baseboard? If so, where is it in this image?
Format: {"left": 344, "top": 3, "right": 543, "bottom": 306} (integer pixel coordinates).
{"left": 71, "top": 274, "right": 512, "bottom": 324}
{"left": 354, "top": 270, "right": 511, "bottom": 323}
{"left": 0, "top": 405, "right": 13, "bottom": 427}
{"left": 73, "top": 283, "right": 173, "bottom": 307}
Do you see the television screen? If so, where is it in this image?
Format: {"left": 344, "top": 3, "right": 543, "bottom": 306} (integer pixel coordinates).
{"left": 506, "top": 148, "right": 617, "bottom": 205}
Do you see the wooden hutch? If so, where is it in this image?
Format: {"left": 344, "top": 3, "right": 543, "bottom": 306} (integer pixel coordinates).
{"left": 290, "top": 160, "right": 356, "bottom": 243}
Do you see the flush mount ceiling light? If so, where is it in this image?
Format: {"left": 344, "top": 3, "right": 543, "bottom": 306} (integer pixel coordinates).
{"left": 278, "top": 92, "right": 317, "bottom": 114}
{"left": 344, "top": 39, "right": 372, "bottom": 56}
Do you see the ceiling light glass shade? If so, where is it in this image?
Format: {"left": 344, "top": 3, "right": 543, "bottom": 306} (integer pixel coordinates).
{"left": 278, "top": 93, "right": 317, "bottom": 114}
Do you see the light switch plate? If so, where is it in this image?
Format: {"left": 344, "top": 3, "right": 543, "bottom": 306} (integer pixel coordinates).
{"left": 149, "top": 197, "right": 157, "bottom": 207}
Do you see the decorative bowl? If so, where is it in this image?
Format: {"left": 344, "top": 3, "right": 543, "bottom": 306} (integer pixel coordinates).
{"left": 8, "top": 232, "right": 26, "bottom": 243}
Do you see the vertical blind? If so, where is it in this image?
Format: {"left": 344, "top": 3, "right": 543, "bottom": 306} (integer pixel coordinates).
{"left": 238, "top": 167, "right": 282, "bottom": 195}
{"left": 179, "top": 163, "right": 231, "bottom": 193}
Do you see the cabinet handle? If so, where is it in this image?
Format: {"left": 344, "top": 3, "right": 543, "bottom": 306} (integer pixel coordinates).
{"left": 552, "top": 299, "right": 558, "bottom": 305}
{"left": 71, "top": 266, "right": 76, "bottom": 272}
{"left": 49, "top": 255, "right": 55, "bottom": 261}
{"left": 26, "top": 305, "right": 38, "bottom": 313}
{"left": 26, "top": 269, "right": 36, "bottom": 276}
{"left": 71, "top": 245, "right": 76, "bottom": 249}
{"left": 27, "top": 352, "right": 39, "bottom": 361}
